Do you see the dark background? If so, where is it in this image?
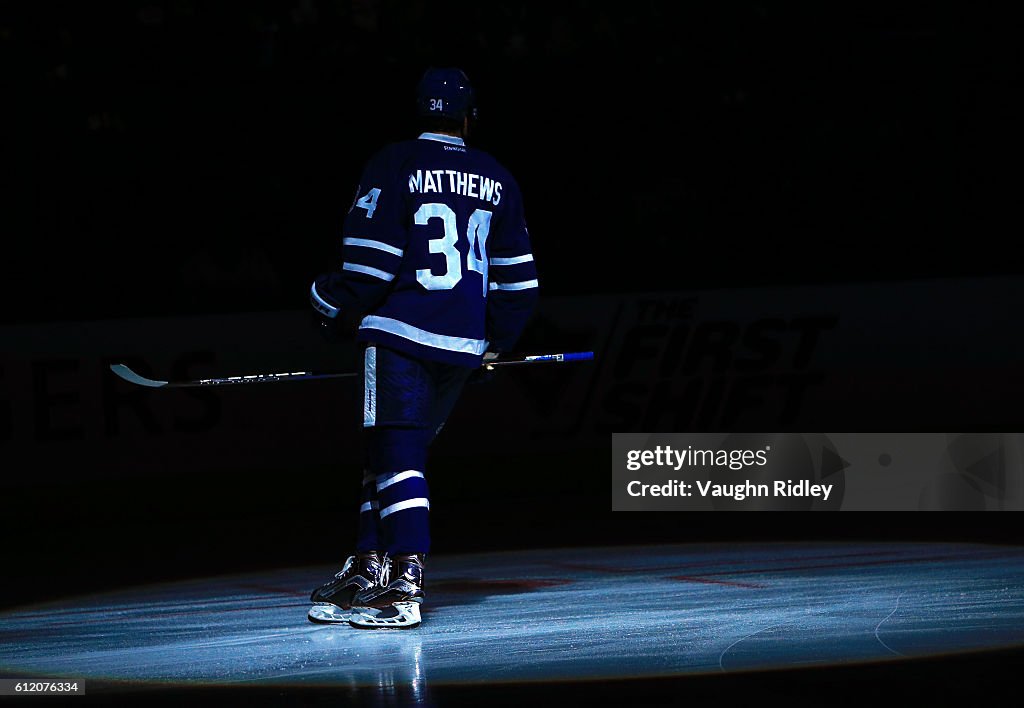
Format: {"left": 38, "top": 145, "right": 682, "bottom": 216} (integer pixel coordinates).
{"left": 1, "top": 2, "right": 1022, "bottom": 703}
{"left": 1, "top": 1, "right": 1018, "bottom": 323}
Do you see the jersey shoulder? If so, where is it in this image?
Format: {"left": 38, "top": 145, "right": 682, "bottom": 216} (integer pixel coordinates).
{"left": 465, "top": 145, "right": 516, "bottom": 183}
{"left": 364, "top": 138, "right": 523, "bottom": 203}
{"left": 364, "top": 138, "right": 481, "bottom": 180}
{"left": 362, "top": 140, "right": 420, "bottom": 173}
{"left": 463, "top": 147, "right": 524, "bottom": 209}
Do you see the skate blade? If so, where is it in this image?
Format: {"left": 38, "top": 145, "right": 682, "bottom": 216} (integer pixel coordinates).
{"left": 349, "top": 602, "right": 421, "bottom": 629}
{"left": 307, "top": 602, "right": 354, "bottom": 624}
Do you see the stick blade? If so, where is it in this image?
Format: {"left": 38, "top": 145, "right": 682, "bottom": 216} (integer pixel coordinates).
{"left": 109, "top": 364, "right": 168, "bottom": 388}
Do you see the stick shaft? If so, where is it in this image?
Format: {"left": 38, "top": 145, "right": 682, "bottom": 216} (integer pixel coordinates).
{"left": 486, "top": 351, "right": 594, "bottom": 367}
{"left": 109, "top": 351, "right": 593, "bottom": 388}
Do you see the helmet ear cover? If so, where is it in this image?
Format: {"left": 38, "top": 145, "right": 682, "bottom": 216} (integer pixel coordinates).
{"left": 416, "top": 67, "right": 477, "bottom": 123}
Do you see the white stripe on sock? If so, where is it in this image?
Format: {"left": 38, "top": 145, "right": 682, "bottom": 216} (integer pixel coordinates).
{"left": 376, "top": 470, "right": 425, "bottom": 492}
{"left": 378, "top": 498, "right": 430, "bottom": 518}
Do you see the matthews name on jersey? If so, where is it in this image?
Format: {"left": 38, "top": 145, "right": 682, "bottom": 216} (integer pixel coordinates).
{"left": 312, "top": 133, "right": 539, "bottom": 368}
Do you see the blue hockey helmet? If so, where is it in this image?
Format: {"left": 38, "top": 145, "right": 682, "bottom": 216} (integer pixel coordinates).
{"left": 416, "top": 67, "right": 478, "bottom": 122}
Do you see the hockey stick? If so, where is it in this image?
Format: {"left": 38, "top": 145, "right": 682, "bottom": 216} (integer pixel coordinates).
{"left": 109, "top": 351, "right": 594, "bottom": 389}
{"left": 483, "top": 351, "right": 594, "bottom": 368}
{"left": 108, "top": 365, "right": 355, "bottom": 388}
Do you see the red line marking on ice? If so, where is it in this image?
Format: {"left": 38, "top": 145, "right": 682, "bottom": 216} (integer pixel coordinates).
{"left": 700, "top": 549, "right": 1024, "bottom": 579}
{"left": 544, "top": 549, "right": 902, "bottom": 576}
{"left": 5, "top": 602, "right": 310, "bottom": 628}
{"left": 234, "top": 582, "right": 303, "bottom": 596}
{"left": 546, "top": 548, "right": 1024, "bottom": 579}
{"left": 545, "top": 561, "right": 626, "bottom": 574}
{"left": 432, "top": 579, "right": 570, "bottom": 593}
{"left": 668, "top": 576, "right": 767, "bottom": 589}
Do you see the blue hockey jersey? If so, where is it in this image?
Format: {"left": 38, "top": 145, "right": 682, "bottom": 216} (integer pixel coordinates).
{"left": 312, "top": 132, "right": 539, "bottom": 368}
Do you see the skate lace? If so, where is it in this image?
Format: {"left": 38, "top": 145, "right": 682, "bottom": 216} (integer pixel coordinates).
{"left": 378, "top": 556, "right": 391, "bottom": 588}
{"left": 335, "top": 555, "right": 355, "bottom": 579}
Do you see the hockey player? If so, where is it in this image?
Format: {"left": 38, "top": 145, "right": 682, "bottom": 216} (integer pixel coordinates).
{"left": 307, "top": 68, "right": 539, "bottom": 628}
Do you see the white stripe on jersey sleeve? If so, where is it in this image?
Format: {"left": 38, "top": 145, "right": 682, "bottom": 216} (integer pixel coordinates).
{"left": 489, "top": 254, "right": 534, "bottom": 266}
{"left": 489, "top": 279, "right": 539, "bottom": 291}
{"left": 343, "top": 237, "right": 404, "bottom": 257}
{"left": 343, "top": 263, "right": 396, "bottom": 281}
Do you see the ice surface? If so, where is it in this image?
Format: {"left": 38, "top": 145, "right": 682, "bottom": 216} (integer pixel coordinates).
{"left": 2, "top": 543, "right": 1024, "bottom": 688}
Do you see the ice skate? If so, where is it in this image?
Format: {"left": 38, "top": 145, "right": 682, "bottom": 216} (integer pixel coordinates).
{"left": 308, "top": 552, "right": 385, "bottom": 624}
{"left": 349, "top": 554, "right": 424, "bottom": 629}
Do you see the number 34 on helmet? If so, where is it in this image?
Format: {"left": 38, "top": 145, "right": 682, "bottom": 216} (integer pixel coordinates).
{"left": 416, "top": 67, "right": 478, "bottom": 123}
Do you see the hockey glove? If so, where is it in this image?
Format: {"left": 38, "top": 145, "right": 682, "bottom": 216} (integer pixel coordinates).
{"left": 467, "top": 352, "right": 500, "bottom": 385}
{"left": 311, "top": 309, "right": 347, "bottom": 343}
{"left": 310, "top": 277, "right": 348, "bottom": 343}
